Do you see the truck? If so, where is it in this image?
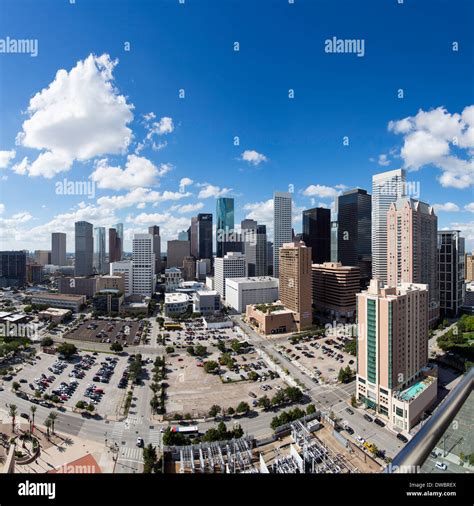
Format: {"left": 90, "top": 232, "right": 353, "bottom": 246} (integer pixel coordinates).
{"left": 169, "top": 425, "right": 199, "bottom": 435}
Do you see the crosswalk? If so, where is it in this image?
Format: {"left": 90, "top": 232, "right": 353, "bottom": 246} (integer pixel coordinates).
{"left": 148, "top": 429, "right": 161, "bottom": 447}
{"left": 125, "top": 415, "right": 144, "bottom": 426}
{"left": 118, "top": 446, "right": 143, "bottom": 462}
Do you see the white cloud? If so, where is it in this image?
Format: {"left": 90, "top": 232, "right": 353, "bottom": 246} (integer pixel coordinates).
{"left": 388, "top": 105, "right": 474, "bottom": 189}
{"left": 125, "top": 212, "right": 191, "bottom": 244}
{"left": 146, "top": 117, "right": 174, "bottom": 138}
{"left": 464, "top": 202, "right": 474, "bottom": 213}
{"left": 240, "top": 150, "right": 268, "bottom": 166}
{"left": 15, "top": 53, "right": 134, "bottom": 178}
{"left": 432, "top": 202, "right": 460, "bottom": 213}
{"left": 197, "top": 183, "right": 232, "bottom": 199}
{"left": 97, "top": 187, "right": 191, "bottom": 210}
{"left": 90, "top": 155, "right": 171, "bottom": 190}
{"left": 11, "top": 157, "right": 29, "bottom": 175}
{"left": 302, "top": 184, "right": 340, "bottom": 199}
{"left": 447, "top": 220, "right": 474, "bottom": 250}
{"left": 174, "top": 202, "right": 204, "bottom": 214}
{"left": 179, "top": 177, "right": 193, "bottom": 189}
{"left": 0, "top": 150, "right": 16, "bottom": 169}
{"left": 378, "top": 154, "right": 390, "bottom": 166}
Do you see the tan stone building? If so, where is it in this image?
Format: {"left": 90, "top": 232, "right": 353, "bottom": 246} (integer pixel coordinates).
{"left": 465, "top": 251, "right": 474, "bottom": 282}
{"left": 279, "top": 241, "right": 312, "bottom": 331}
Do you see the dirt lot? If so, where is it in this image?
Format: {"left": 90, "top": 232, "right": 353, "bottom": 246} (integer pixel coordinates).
{"left": 165, "top": 354, "right": 288, "bottom": 417}
{"left": 64, "top": 319, "right": 143, "bottom": 346}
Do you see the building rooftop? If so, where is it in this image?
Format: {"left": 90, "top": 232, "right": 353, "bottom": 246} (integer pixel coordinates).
{"left": 165, "top": 292, "right": 190, "bottom": 304}
{"left": 31, "top": 292, "right": 85, "bottom": 301}
{"left": 226, "top": 276, "right": 278, "bottom": 284}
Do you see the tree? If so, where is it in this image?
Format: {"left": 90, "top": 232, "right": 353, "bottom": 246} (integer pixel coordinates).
{"left": 248, "top": 371, "right": 259, "bottom": 381}
{"left": 12, "top": 381, "right": 20, "bottom": 392}
{"left": 30, "top": 405, "right": 37, "bottom": 433}
{"left": 194, "top": 345, "right": 207, "bottom": 357}
{"left": 271, "top": 390, "right": 286, "bottom": 406}
{"left": 203, "top": 360, "right": 219, "bottom": 374}
{"left": 227, "top": 407, "right": 235, "bottom": 416}
{"left": 143, "top": 443, "right": 160, "bottom": 473}
{"left": 110, "top": 342, "right": 123, "bottom": 352}
{"left": 216, "top": 340, "right": 226, "bottom": 353}
{"left": 306, "top": 404, "right": 316, "bottom": 415}
{"left": 57, "top": 342, "right": 77, "bottom": 359}
{"left": 44, "top": 418, "right": 52, "bottom": 440}
{"left": 284, "top": 387, "right": 303, "bottom": 403}
{"left": 48, "top": 412, "right": 58, "bottom": 434}
{"left": 257, "top": 395, "right": 271, "bottom": 410}
{"left": 76, "top": 400, "right": 86, "bottom": 410}
{"left": 236, "top": 401, "right": 250, "bottom": 414}
{"left": 87, "top": 403, "right": 95, "bottom": 412}
{"left": 208, "top": 405, "right": 221, "bottom": 418}
{"left": 165, "top": 346, "right": 175, "bottom": 354}
{"left": 41, "top": 336, "right": 54, "bottom": 347}
{"left": 186, "top": 346, "right": 195, "bottom": 356}
{"left": 8, "top": 404, "right": 17, "bottom": 432}
{"left": 351, "top": 394, "right": 357, "bottom": 407}
{"left": 230, "top": 339, "right": 242, "bottom": 354}
{"left": 344, "top": 339, "right": 357, "bottom": 356}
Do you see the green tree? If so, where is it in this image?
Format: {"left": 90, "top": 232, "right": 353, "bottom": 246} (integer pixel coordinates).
{"left": 271, "top": 390, "right": 286, "bottom": 406}
{"left": 230, "top": 339, "right": 242, "bottom": 354}
{"left": 8, "top": 404, "right": 17, "bottom": 432}
{"left": 48, "top": 412, "right": 58, "bottom": 434}
{"left": 344, "top": 339, "right": 357, "bottom": 356}
{"left": 306, "top": 404, "right": 316, "bottom": 415}
{"left": 41, "top": 336, "right": 54, "bottom": 347}
{"left": 194, "top": 345, "right": 207, "bottom": 357}
{"left": 209, "top": 405, "right": 221, "bottom": 418}
{"left": 76, "top": 400, "right": 86, "bottom": 410}
{"left": 12, "top": 381, "right": 20, "bottom": 392}
{"left": 227, "top": 407, "right": 235, "bottom": 416}
{"left": 165, "top": 346, "right": 175, "bottom": 354}
{"left": 216, "top": 340, "right": 226, "bottom": 353}
{"left": 257, "top": 395, "right": 271, "bottom": 410}
{"left": 236, "top": 401, "right": 250, "bottom": 414}
{"left": 284, "top": 387, "right": 303, "bottom": 403}
{"left": 203, "top": 360, "right": 219, "bottom": 374}
{"left": 351, "top": 394, "right": 357, "bottom": 407}
{"left": 186, "top": 346, "right": 195, "bottom": 356}
{"left": 30, "top": 405, "right": 37, "bottom": 433}
{"left": 110, "top": 342, "right": 123, "bottom": 352}
{"left": 44, "top": 417, "right": 52, "bottom": 440}
{"left": 57, "top": 342, "right": 77, "bottom": 359}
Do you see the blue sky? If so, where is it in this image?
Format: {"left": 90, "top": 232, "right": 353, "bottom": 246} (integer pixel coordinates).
{"left": 0, "top": 0, "right": 473, "bottom": 252}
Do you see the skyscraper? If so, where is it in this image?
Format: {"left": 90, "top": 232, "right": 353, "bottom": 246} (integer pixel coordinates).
{"left": 216, "top": 197, "right": 235, "bottom": 258}
{"left": 387, "top": 198, "right": 438, "bottom": 325}
{"left": 189, "top": 217, "right": 198, "bottom": 258}
{"left": 148, "top": 225, "right": 161, "bottom": 275}
{"left": 167, "top": 240, "right": 190, "bottom": 268}
{"left": 75, "top": 221, "right": 93, "bottom": 276}
{"left": 372, "top": 168, "right": 406, "bottom": 284}
{"left": 0, "top": 251, "right": 27, "bottom": 288}
{"left": 34, "top": 250, "right": 51, "bottom": 266}
{"left": 302, "top": 207, "right": 331, "bottom": 264}
{"left": 93, "top": 227, "right": 106, "bottom": 274}
{"left": 214, "top": 252, "right": 246, "bottom": 300}
{"left": 132, "top": 233, "right": 155, "bottom": 297}
{"left": 279, "top": 241, "right": 312, "bottom": 331}
{"left": 273, "top": 191, "right": 292, "bottom": 278}
{"left": 109, "top": 228, "right": 121, "bottom": 264}
{"left": 51, "top": 232, "right": 66, "bottom": 266}
{"left": 241, "top": 220, "right": 267, "bottom": 277}
{"left": 438, "top": 231, "right": 465, "bottom": 317}
{"left": 356, "top": 280, "right": 436, "bottom": 431}
{"left": 196, "top": 213, "right": 213, "bottom": 262}
{"left": 337, "top": 188, "right": 372, "bottom": 283}
{"left": 114, "top": 223, "right": 124, "bottom": 259}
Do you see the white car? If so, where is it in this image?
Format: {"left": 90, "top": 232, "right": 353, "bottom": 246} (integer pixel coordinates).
{"left": 356, "top": 436, "right": 365, "bottom": 444}
{"left": 136, "top": 437, "right": 144, "bottom": 447}
{"left": 435, "top": 462, "right": 447, "bottom": 471}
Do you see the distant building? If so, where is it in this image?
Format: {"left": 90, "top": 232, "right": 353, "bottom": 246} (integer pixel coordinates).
{"left": 132, "top": 234, "right": 155, "bottom": 297}
{"left": 465, "top": 251, "right": 474, "bottom": 282}
{"left": 75, "top": 221, "right": 94, "bottom": 276}
{"left": 438, "top": 231, "right": 465, "bottom": 317}
{"left": 279, "top": 241, "right": 312, "bottom": 331}
{"left": 182, "top": 256, "right": 196, "bottom": 281}
{"left": 214, "top": 252, "right": 246, "bottom": 300}
{"left": 148, "top": 225, "right": 162, "bottom": 275}
{"left": 51, "top": 233, "right": 67, "bottom": 266}
{"left": 109, "top": 228, "right": 121, "bottom": 264}
{"left": 242, "top": 221, "right": 267, "bottom": 277}
{"left": 38, "top": 307, "right": 71, "bottom": 323}
{"left": 216, "top": 198, "right": 235, "bottom": 258}
{"left": 196, "top": 259, "right": 211, "bottom": 281}
{"left": 330, "top": 221, "right": 338, "bottom": 263}
{"left": 372, "top": 168, "right": 406, "bottom": 284}
{"left": 97, "top": 275, "right": 124, "bottom": 294}
{"left": 93, "top": 290, "right": 124, "bottom": 315}
{"left": 225, "top": 276, "right": 279, "bottom": 313}
{"left": 164, "top": 292, "right": 190, "bottom": 316}
{"left": 165, "top": 267, "right": 182, "bottom": 292}
{"left": 246, "top": 303, "right": 298, "bottom": 335}
{"left": 312, "top": 262, "right": 360, "bottom": 319}
{"left": 114, "top": 223, "right": 124, "bottom": 260}
{"left": 193, "top": 290, "right": 221, "bottom": 315}
{"left": 356, "top": 280, "right": 437, "bottom": 432}
{"left": 167, "top": 240, "right": 190, "bottom": 269}
{"left": 34, "top": 250, "right": 51, "bottom": 266}
{"left": 110, "top": 260, "right": 133, "bottom": 297}
{"left": 196, "top": 213, "right": 213, "bottom": 263}
{"left": 58, "top": 277, "right": 98, "bottom": 298}
{"left": 31, "top": 293, "right": 86, "bottom": 312}
{"left": 27, "top": 263, "right": 44, "bottom": 284}
{"left": 0, "top": 251, "right": 27, "bottom": 287}
{"left": 93, "top": 227, "right": 106, "bottom": 274}
{"left": 302, "top": 207, "right": 331, "bottom": 264}
{"left": 273, "top": 192, "right": 292, "bottom": 278}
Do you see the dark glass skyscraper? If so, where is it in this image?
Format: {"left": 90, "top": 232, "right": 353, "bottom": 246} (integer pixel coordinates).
{"left": 302, "top": 207, "right": 331, "bottom": 264}
{"left": 0, "top": 251, "right": 27, "bottom": 288}
{"left": 337, "top": 188, "right": 372, "bottom": 283}
{"left": 196, "top": 213, "right": 213, "bottom": 261}
{"left": 75, "top": 221, "right": 94, "bottom": 276}
{"left": 216, "top": 197, "right": 235, "bottom": 257}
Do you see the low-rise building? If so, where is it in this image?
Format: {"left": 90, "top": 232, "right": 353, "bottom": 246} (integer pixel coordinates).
{"left": 38, "top": 307, "right": 71, "bottom": 323}
{"left": 92, "top": 290, "right": 124, "bottom": 315}
{"left": 193, "top": 290, "right": 221, "bottom": 315}
{"left": 57, "top": 277, "right": 98, "bottom": 298}
{"left": 110, "top": 261, "right": 133, "bottom": 297}
{"left": 202, "top": 315, "right": 233, "bottom": 329}
{"left": 164, "top": 292, "right": 191, "bottom": 316}
{"left": 97, "top": 275, "right": 124, "bottom": 293}
{"left": 31, "top": 293, "right": 86, "bottom": 312}
{"left": 245, "top": 303, "right": 299, "bottom": 335}
{"left": 225, "top": 276, "right": 279, "bottom": 313}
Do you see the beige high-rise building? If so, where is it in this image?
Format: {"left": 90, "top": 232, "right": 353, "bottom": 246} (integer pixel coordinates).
{"left": 167, "top": 240, "right": 190, "bottom": 269}
{"left": 279, "top": 241, "right": 312, "bottom": 331}
{"left": 311, "top": 262, "right": 360, "bottom": 319}
{"left": 387, "top": 198, "right": 439, "bottom": 326}
{"left": 97, "top": 275, "right": 125, "bottom": 294}
{"left": 182, "top": 256, "right": 196, "bottom": 281}
{"left": 356, "top": 279, "right": 437, "bottom": 431}
{"left": 465, "top": 251, "right": 474, "bottom": 282}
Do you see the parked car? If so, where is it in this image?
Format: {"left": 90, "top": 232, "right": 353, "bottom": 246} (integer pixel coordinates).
{"left": 374, "top": 418, "right": 385, "bottom": 427}
{"left": 435, "top": 462, "right": 447, "bottom": 471}
{"left": 396, "top": 433, "right": 408, "bottom": 443}
{"left": 136, "top": 437, "right": 144, "bottom": 447}
{"left": 345, "top": 407, "right": 354, "bottom": 415}
{"left": 363, "top": 414, "right": 373, "bottom": 423}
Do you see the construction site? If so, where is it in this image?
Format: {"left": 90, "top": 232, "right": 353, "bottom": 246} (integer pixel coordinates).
{"left": 164, "top": 417, "right": 380, "bottom": 474}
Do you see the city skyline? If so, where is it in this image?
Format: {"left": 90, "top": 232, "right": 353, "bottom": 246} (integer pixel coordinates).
{"left": 0, "top": 1, "right": 473, "bottom": 253}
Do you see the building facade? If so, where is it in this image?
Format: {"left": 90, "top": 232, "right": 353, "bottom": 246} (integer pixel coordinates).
{"left": 167, "top": 240, "right": 191, "bottom": 269}
{"left": 273, "top": 192, "right": 292, "bottom": 278}
{"left": 438, "top": 231, "right": 465, "bottom": 317}
{"left": 58, "top": 277, "right": 98, "bottom": 298}
{"left": 356, "top": 280, "right": 437, "bottom": 432}
{"left": 372, "top": 169, "right": 406, "bottom": 284}
{"left": 75, "top": 221, "right": 93, "bottom": 276}
{"left": 337, "top": 188, "right": 372, "bottom": 283}
{"left": 216, "top": 197, "right": 235, "bottom": 258}
{"left": 225, "top": 276, "right": 279, "bottom": 313}
{"left": 302, "top": 207, "right": 331, "bottom": 265}
{"left": 148, "top": 225, "right": 162, "bottom": 275}
{"left": 110, "top": 260, "right": 133, "bottom": 297}
{"left": 93, "top": 227, "right": 106, "bottom": 274}
{"left": 51, "top": 232, "right": 66, "bottom": 266}
{"left": 279, "top": 241, "right": 312, "bottom": 331}
{"left": 214, "top": 252, "right": 246, "bottom": 300}
{"left": 132, "top": 234, "right": 155, "bottom": 297}
{"left": 0, "top": 251, "right": 27, "bottom": 288}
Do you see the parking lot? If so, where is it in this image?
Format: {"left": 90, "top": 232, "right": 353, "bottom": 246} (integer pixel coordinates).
{"left": 14, "top": 351, "right": 130, "bottom": 417}
{"left": 64, "top": 319, "right": 143, "bottom": 346}
{"left": 165, "top": 352, "right": 288, "bottom": 418}
{"left": 163, "top": 320, "right": 246, "bottom": 349}
{"left": 277, "top": 334, "right": 356, "bottom": 384}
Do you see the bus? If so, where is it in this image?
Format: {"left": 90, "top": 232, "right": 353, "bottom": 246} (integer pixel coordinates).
{"left": 169, "top": 425, "right": 199, "bottom": 435}
{"left": 164, "top": 323, "right": 183, "bottom": 330}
